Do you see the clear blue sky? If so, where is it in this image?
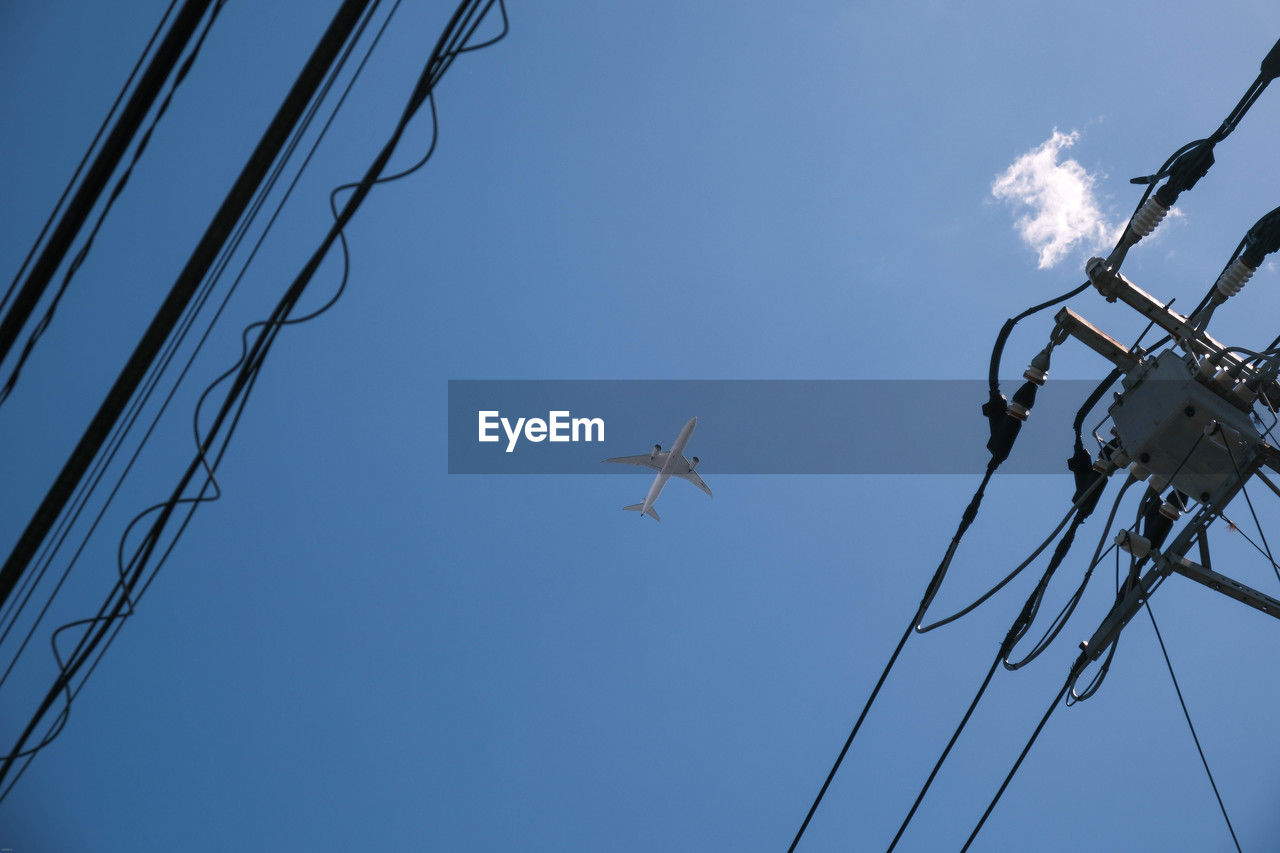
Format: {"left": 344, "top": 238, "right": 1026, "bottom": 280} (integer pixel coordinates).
{"left": 2, "top": 2, "right": 1280, "bottom": 850}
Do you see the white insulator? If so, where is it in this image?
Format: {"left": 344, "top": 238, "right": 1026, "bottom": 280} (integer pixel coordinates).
{"left": 1214, "top": 257, "right": 1256, "bottom": 300}
{"left": 1116, "top": 529, "right": 1153, "bottom": 559}
{"left": 1159, "top": 500, "right": 1183, "bottom": 520}
{"left": 1130, "top": 197, "right": 1169, "bottom": 239}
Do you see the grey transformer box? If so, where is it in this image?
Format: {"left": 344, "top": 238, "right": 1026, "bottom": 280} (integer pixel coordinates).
{"left": 1109, "top": 350, "right": 1261, "bottom": 505}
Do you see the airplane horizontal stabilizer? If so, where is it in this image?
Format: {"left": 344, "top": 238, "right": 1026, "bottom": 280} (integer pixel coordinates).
{"left": 622, "top": 503, "right": 660, "bottom": 521}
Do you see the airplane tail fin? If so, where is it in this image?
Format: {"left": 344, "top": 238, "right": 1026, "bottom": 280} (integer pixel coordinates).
{"left": 623, "top": 503, "right": 660, "bottom": 521}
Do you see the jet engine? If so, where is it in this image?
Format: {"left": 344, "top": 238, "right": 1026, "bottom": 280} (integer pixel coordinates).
{"left": 689, "top": 456, "right": 699, "bottom": 469}
{"left": 651, "top": 444, "right": 661, "bottom": 458}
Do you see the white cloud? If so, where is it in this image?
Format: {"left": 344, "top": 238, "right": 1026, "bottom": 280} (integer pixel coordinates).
{"left": 991, "top": 129, "right": 1119, "bottom": 269}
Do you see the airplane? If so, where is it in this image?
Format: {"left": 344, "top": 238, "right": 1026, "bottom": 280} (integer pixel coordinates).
{"left": 603, "top": 416, "right": 711, "bottom": 521}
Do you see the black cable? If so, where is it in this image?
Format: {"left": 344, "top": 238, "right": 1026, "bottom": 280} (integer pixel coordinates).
{"left": 789, "top": 622, "right": 914, "bottom": 853}
{"left": 0, "top": 0, "right": 181, "bottom": 321}
{"left": 0, "top": 0, "right": 395, "bottom": 696}
{"left": 0, "top": 0, "right": 377, "bottom": 620}
{"left": 886, "top": 652, "right": 1001, "bottom": 852}
{"left": 1224, "top": 440, "right": 1279, "bottom": 584}
{"left": 1073, "top": 368, "right": 1122, "bottom": 441}
{"left": 959, "top": 662, "right": 1080, "bottom": 852}
{"left": 1003, "top": 477, "right": 1133, "bottom": 669}
{"left": 0, "top": 0, "right": 228, "bottom": 408}
{"left": 1144, "top": 601, "right": 1242, "bottom": 853}
{"left": 0, "top": 0, "right": 381, "bottom": 768}
{"left": 789, "top": 460, "right": 1000, "bottom": 851}
{"left": 888, "top": 523, "right": 1085, "bottom": 852}
{"left": 1067, "top": 633, "right": 1120, "bottom": 703}
{"left": 0, "top": 0, "right": 509, "bottom": 794}
{"left": 916, "top": 474, "right": 1107, "bottom": 634}
{"left": 987, "top": 282, "right": 1089, "bottom": 396}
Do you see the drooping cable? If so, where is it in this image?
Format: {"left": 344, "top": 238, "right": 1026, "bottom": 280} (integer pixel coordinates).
{"left": 0, "top": 0, "right": 228, "bottom": 409}
{"left": 0, "top": 0, "right": 374, "bottom": 632}
{"left": 0, "top": 0, "right": 396, "bottom": 698}
{"left": 0, "top": 0, "right": 180, "bottom": 320}
{"left": 887, "top": 526, "right": 1088, "bottom": 851}
{"left": 0, "top": 0, "right": 220, "bottom": 404}
{"left": 1003, "top": 476, "right": 1134, "bottom": 669}
{"left": 0, "top": 0, "right": 509, "bottom": 797}
{"left": 915, "top": 472, "right": 1106, "bottom": 633}
{"left": 0, "top": 0, "right": 383, "bottom": 784}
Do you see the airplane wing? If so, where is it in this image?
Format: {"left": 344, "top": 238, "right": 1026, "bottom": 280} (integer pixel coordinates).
{"left": 675, "top": 469, "right": 712, "bottom": 497}
{"left": 603, "top": 452, "right": 666, "bottom": 470}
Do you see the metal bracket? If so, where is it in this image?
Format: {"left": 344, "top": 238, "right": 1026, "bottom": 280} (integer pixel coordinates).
{"left": 1080, "top": 448, "right": 1275, "bottom": 662}
{"left": 1169, "top": 555, "right": 1280, "bottom": 620}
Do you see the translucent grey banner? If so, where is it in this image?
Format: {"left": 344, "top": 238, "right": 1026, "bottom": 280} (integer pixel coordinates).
{"left": 447, "top": 380, "right": 1120, "bottom": 474}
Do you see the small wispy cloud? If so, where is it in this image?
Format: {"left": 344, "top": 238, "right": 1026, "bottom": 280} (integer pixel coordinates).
{"left": 991, "top": 129, "right": 1118, "bottom": 269}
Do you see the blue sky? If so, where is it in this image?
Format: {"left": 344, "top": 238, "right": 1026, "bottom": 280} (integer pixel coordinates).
{"left": 2, "top": 2, "right": 1280, "bottom": 850}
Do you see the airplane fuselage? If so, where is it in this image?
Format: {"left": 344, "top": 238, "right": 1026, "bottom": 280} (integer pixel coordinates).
{"left": 641, "top": 417, "right": 696, "bottom": 517}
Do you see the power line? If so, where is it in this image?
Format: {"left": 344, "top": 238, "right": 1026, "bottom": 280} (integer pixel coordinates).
{"left": 0, "top": 0, "right": 395, "bottom": 702}
{"left": 0, "top": 0, "right": 180, "bottom": 320}
{"left": 1144, "top": 601, "right": 1242, "bottom": 853}
{"left": 0, "top": 0, "right": 217, "bottom": 395}
{"left": 0, "top": 0, "right": 375, "bottom": 619}
{"left": 0, "top": 0, "right": 510, "bottom": 799}
{"left": 0, "top": 0, "right": 229, "bottom": 408}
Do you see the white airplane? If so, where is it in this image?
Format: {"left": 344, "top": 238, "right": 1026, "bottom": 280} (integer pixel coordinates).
{"left": 603, "top": 416, "right": 711, "bottom": 521}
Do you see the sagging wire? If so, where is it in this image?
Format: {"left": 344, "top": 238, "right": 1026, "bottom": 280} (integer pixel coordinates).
{"left": 0, "top": 0, "right": 182, "bottom": 320}
{"left": 0, "top": 0, "right": 510, "bottom": 798}
{"left": 0, "top": 0, "right": 229, "bottom": 409}
{"left": 0, "top": 0, "right": 509, "bottom": 796}
{"left": 0, "top": 0, "right": 396, "bottom": 699}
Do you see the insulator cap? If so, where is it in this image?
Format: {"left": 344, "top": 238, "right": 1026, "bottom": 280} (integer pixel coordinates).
{"left": 1116, "top": 529, "right": 1153, "bottom": 558}
{"left": 1130, "top": 196, "right": 1169, "bottom": 240}
{"left": 1214, "top": 257, "right": 1256, "bottom": 301}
